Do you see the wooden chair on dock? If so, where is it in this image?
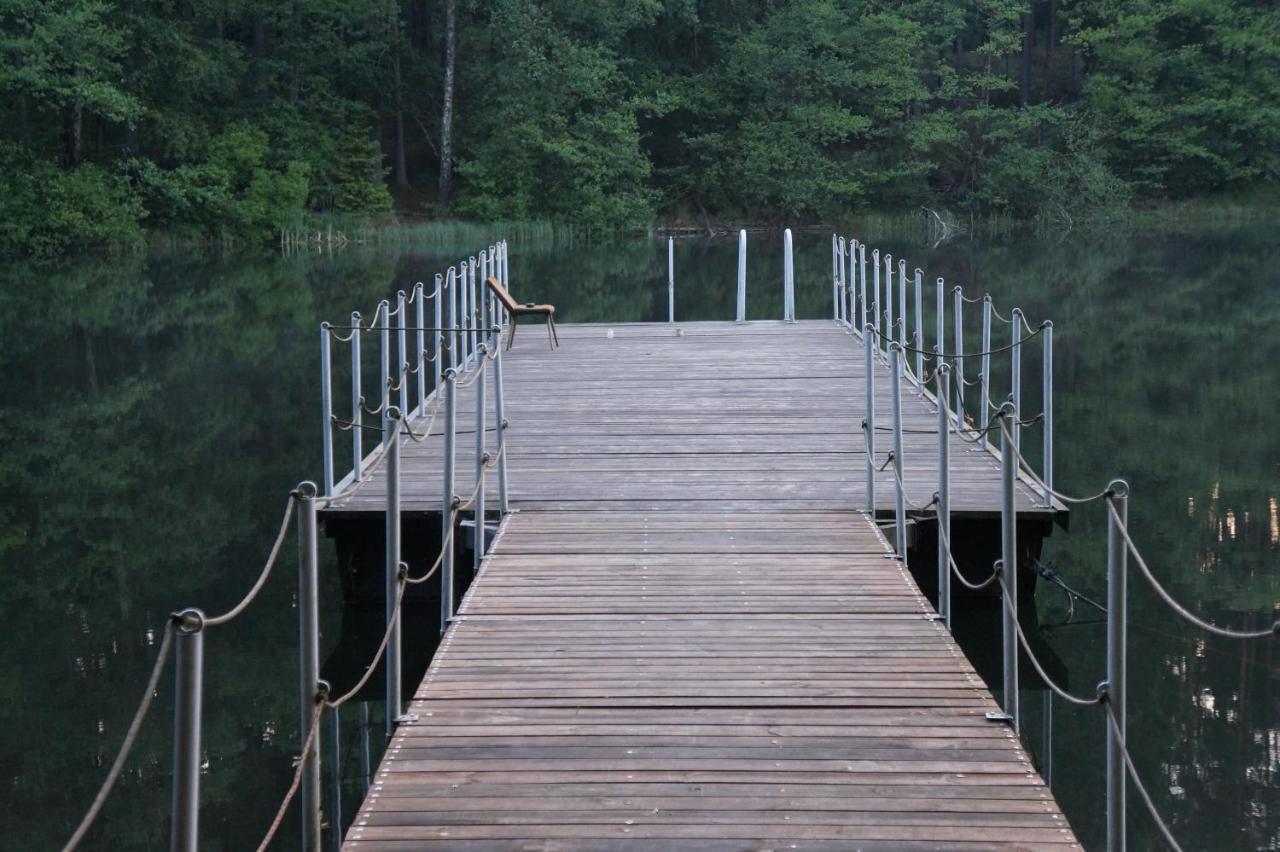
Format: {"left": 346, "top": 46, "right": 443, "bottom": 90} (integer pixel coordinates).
{"left": 485, "top": 276, "right": 559, "bottom": 350}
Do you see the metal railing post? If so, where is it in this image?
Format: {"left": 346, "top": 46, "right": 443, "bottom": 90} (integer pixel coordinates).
{"left": 320, "top": 325, "right": 334, "bottom": 495}
{"left": 397, "top": 291, "right": 408, "bottom": 417}
{"left": 914, "top": 269, "right": 924, "bottom": 383}
{"left": 384, "top": 408, "right": 402, "bottom": 731}
{"left": 447, "top": 269, "right": 459, "bottom": 372}
{"left": 474, "top": 346, "right": 488, "bottom": 573}
{"left": 457, "top": 265, "right": 469, "bottom": 365}
{"left": 296, "top": 483, "right": 322, "bottom": 850}
{"left": 864, "top": 325, "right": 876, "bottom": 514}
{"left": 1106, "top": 480, "right": 1130, "bottom": 852}
{"left": 837, "top": 236, "right": 847, "bottom": 325}
{"left": 897, "top": 258, "right": 907, "bottom": 348}
{"left": 415, "top": 283, "right": 426, "bottom": 414}
{"left": 952, "top": 287, "right": 964, "bottom": 424}
{"left": 1043, "top": 322, "right": 1054, "bottom": 505}
{"left": 848, "top": 239, "right": 858, "bottom": 325}
{"left": 378, "top": 301, "right": 390, "bottom": 423}
{"left": 668, "top": 237, "right": 675, "bottom": 323}
{"left": 999, "top": 406, "right": 1019, "bottom": 732}
{"left": 872, "top": 250, "right": 881, "bottom": 344}
{"left": 351, "top": 312, "right": 363, "bottom": 482}
{"left": 936, "top": 365, "right": 951, "bottom": 626}
{"left": 492, "top": 330, "right": 510, "bottom": 514}
{"left": 1011, "top": 308, "right": 1023, "bottom": 449}
{"left": 858, "top": 244, "right": 868, "bottom": 334}
{"left": 737, "top": 230, "right": 747, "bottom": 323}
{"left": 980, "top": 297, "right": 992, "bottom": 449}
{"left": 890, "top": 342, "right": 906, "bottom": 559}
{"left": 432, "top": 275, "right": 444, "bottom": 392}
{"left": 883, "top": 254, "right": 894, "bottom": 346}
{"left": 327, "top": 707, "right": 342, "bottom": 852}
{"left": 170, "top": 609, "right": 205, "bottom": 852}
{"left": 468, "top": 257, "right": 479, "bottom": 359}
{"left": 441, "top": 369, "right": 457, "bottom": 633}
{"left": 831, "top": 235, "right": 838, "bottom": 320}
{"left": 935, "top": 277, "right": 945, "bottom": 365}
{"left": 784, "top": 229, "right": 795, "bottom": 322}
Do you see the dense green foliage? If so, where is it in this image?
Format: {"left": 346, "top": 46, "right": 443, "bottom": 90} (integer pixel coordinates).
{"left": 2, "top": 0, "right": 1278, "bottom": 253}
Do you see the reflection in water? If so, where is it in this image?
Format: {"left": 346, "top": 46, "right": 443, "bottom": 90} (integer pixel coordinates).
{"left": 1, "top": 223, "right": 1277, "bottom": 849}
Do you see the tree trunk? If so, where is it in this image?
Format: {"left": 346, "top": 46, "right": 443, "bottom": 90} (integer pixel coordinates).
{"left": 1020, "top": 9, "right": 1033, "bottom": 107}
{"left": 393, "top": 18, "right": 410, "bottom": 187}
{"left": 438, "top": 0, "right": 457, "bottom": 206}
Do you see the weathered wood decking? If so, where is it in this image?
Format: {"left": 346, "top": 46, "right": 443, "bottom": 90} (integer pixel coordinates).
{"left": 338, "top": 321, "right": 1079, "bottom": 850}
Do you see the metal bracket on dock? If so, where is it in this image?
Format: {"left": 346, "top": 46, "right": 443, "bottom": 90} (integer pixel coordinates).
{"left": 923, "top": 613, "right": 945, "bottom": 622}
{"left": 394, "top": 713, "right": 420, "bottom": 724}
{"left": 984, "top": 712, "right": 1014, "bottom": 725}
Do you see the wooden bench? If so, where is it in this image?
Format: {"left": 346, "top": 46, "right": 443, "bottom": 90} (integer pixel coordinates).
{"left": 486, "top": 276, "right": 558, "bottom": 350}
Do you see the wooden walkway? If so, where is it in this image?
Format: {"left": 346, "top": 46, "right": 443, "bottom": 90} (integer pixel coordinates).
{"left": 339, "top": 321, "right": 1079, "bottom": 849}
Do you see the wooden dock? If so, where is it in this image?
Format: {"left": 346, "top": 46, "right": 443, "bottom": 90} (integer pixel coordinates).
{"left": 336, "top": 321, "right": 1080, "bottom": 849}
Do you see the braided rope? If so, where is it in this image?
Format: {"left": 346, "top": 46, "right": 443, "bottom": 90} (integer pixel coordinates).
{"left": 204, "top": 494, "right": 297, "bottom": 627}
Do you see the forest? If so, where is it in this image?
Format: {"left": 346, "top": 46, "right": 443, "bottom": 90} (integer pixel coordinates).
{"left": 2, "top": 0, "right": 1278, "bottom": 255}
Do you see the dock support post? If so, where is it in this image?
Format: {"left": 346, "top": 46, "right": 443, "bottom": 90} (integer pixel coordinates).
{"left": 737, "top": 230, "right": 747, "bottom": 323}
{"left": 883, "top": 255, "right": 894, "bottom": 346}
{"left": 170, "top": 608, "right": 205, "bottom": 852}
{"left": 441, "top": 369, "right": 458, "bottom": 633}
{"left": 952, "top": 287, "right": 964, "bottom": 424}
{"left": 296, "top": 483, "right": 322, "bottom": 851}
{"left": 858, "top": 244, "right": 868, "bottom": 335}
{"left": 474, "top": 345, "right": 488, "bottom": 573}
{"left": 784, "top": 229, "right": 794, "bottom": 322}
{"left": 831, "top": 235, "right": 838, "bottom": 320}
{"left": 979, "top": 297, "right": 992, "bottom": 449}
{"left": 447, "top": 269, "right": 458, "bottom": 372}
{"left": 890, "top": 343, "right": 906, "bottom": 559}
{"left": 320, "top": 325, "right": 334, "bottom": 495}
{"left": 415, "top": 283, "right": 426, "bottom": 415}
{"left": 848, "top": 239, "right": 859, "bottom": 325}
{"left": 936, "top": 365, "right": 951, "bottom": 626}
{"left": 384, "top": 407, "right": 403, "bottom": 731}
{"left": 1043, "top": 322, "right": 1054, "bottom": 505}
{"left": 457, "top": 265, "right": 469, "bottom": 365}
{"left": 351, "top": 312, "right": 363, "bottom": 481}
{"left": 999, "top": 405, "right": 1019, "bottom": 733}
{"left": 358, "top": 702, "right": 371, "bottom": 795}
{"left": 668, "top": 237, "right": 675, "bottom": 323}
{"left": 1106, "top": 480, "right": 1129, "bottom": 852}
{"left": 914, "top": 269, "right": 924, "bottom": 384}
{"left": 327, "top": 707, "right": 342, "bottom": 852}
{"left": 864, "top": 326, "right": 876, "bottom": 514}
{"left": 397, "top": 291, "right": 408, "bottom": 417}
{"left": 898, "top": 258, "right": 907, "bottom": 349}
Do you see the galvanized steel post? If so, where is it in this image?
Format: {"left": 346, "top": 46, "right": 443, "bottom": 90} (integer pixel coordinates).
{"left": 913, "top": 269, "right": 924, "bottom": 383}
{"left": 441, "top": 369, "right": 457, "bottom": 634}
{"left": 935, "top": 277, "right": 945, "bottom": 364}
{"left": 1043, "top": 322, "right": 1054, "bottom": 505}
{"left": 999, "top": 405, "right": 1019, "bottom": 732}
{"left": 784, "top": 229, "right": 795, "bottom": 322}
{"left": 296, "top": 483, "right": 322, "bottom": 850}
{"left": 897, "top": 258, "right": 907, "bottom": 348}
{"left": 890, "top": 342, "right": 906, "bottom": 559}
{"left": 447, "top": 268, "right": 459, "bottom": 372}
{"left": 397, "top": 291, "right": 408, "bottom": 417}
{"left": 351, "top": 312, "right": 363, "bottom": 482}
{"left": 474, "top": 346, "right": 488, "bottom": 574}
{"left": 433, "top": 274, "right": 444, "bottom": 392}
{"left": 872, "top": 250, "right": 881, "bottom": 344}
{"left": 936, "top": 365, "right": 951, "bottom": 626}
{"left": 378, "top": 301, "right": 390, "bottom": 424}
{"left": 1105, "top": 480, "right": 1129, "bottom": 852}
{"left": 384, "top": 407, "right": 403, "bottom": 730}
{"left": 847, "top": 239, "right": 858, "bottom": 324}
{"left": 980, "top": 297, "right": 993, "bottom": 450}
{"left": 415, "top": 283, "right": 426, "bottom": 415}
{"left": 327, "top": 707, "right": 341, "bottom": 852}
{"left": 864, "top": 326, "right": 876, "bottom": 514}
{"left": 492, "top": 333, "right": 510, "bottom": 514}
{"left": 320, "top": 325, "right": 334, "bottom": 495}
{"left": 170, "top": 608, "right": 205, "bottom": 852}
{"left": 837, "top": 236, "right": 847, "bottom": 325}
{"left": 468, "top": 257, "right": 479, "bottom": 358}
{"left": 457, "top": 264, "right": 469, "bottom": 365}
{"left": 831, "top": 235, "right": 838, "bottom": 320}
{"left": 952, "top": 287, "right": 964, "bottom": 424}
{"left": 1011, "top": 308, "right": 1023, "bottom": 449}
{"left": 858, "top": 244, "right": 868, "bottom": 335}
{"left": 668, "top": 237, "right": 675, "bottom": 323}
{"left": 736, "top": 230, "right": 747, "bottom": 323}
{"left": 883, "top": 255, "right": 894, "bottom": 346}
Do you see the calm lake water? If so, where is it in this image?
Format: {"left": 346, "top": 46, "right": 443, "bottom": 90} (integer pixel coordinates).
{"left": 2, "top": 221, "right": 1277, "bottom": 850}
